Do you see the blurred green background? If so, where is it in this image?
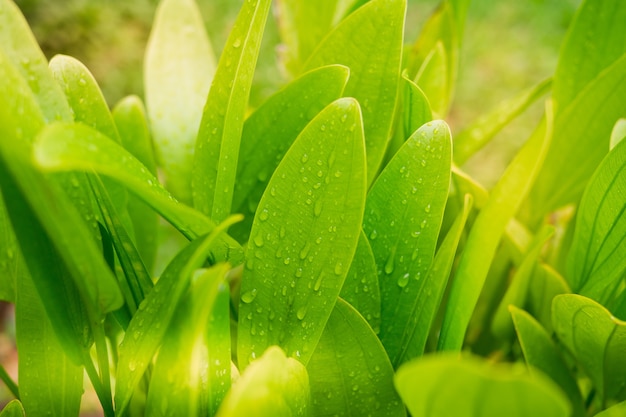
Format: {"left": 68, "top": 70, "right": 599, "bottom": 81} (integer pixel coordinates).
{"left": 3, "top": 0, "right": 579, "bottom": 415}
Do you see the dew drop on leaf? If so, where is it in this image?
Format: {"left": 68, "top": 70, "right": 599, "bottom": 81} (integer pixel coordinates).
{"left": 397, "top": 273, "right": 410, "bottom": 288}
{"left": 241, "top": 288, "right": 257, "bottom": 304}
{"left": 296, "top": 305, "right": 308, "bottom": 320}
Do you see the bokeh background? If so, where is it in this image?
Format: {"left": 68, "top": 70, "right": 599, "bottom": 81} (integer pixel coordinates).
{"left": 1, "top": 0, "right": 580, "bottom": 415}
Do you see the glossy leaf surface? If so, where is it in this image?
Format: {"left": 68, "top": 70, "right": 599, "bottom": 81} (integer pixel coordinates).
{"left": 192, "top": 0, "right": 271, "bottom": 222}
{"left": 363, "top": 120, "right": 451, "bottom": 364}
{"left": 237, "top": 98, "right": 366, "bottom": 368}
{"left": 0, "top": 401, "right": 25, "bottom": 417}
{"left": 145, "top": 0, "right": 216, "bottom": 202}
{"left": 303, "top": 0, "right": 405, "bottom": 184}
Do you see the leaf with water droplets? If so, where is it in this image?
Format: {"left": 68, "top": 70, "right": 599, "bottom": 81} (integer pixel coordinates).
{"left": 144, "top": 0, "right": 216, "bottom": 203}
{"left": 438, "top": 101, "right": 553, "bottom": 352}
{"left": 237, "top": 98, "right": 366, "bottom": 368}
{"left": 395, "top": 353, "right": 570, "bottom": 417}
{"left": 115, "top": 216, "right": 240, "bottom": 416}
{"left": 340, "top": 231, "right": 381, "bottom": 333}
{"left": 303, "top": 0, "right": 405, "bottom": 185}
{"left": 145, "top": 265, "right": 230, "bottom": 417}
{"left": 307, "top": 299, "right": 406, "bottom": 417}
{"left": 363, "top": 120, "right": 451, "bottom": 365}
{"left": 552, "top": 294, "right": 626, "bottom": 404}
{"left": 32, "top": 122, "right": 243, "bottom": 264}
{"left": 215, "top": 346, "right": 309, "bottom": 417}
{"left": 192, "top": 0, "right": 272, "bottom": 222}
{"left": 113, "top": 95, "right": 159, "bottom": 272}
{"left": 230, "top": 65, "right": 349, "bottom": 242}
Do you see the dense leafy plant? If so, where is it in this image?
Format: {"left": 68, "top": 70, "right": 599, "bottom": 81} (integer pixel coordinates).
{"left": 0, "top": 0, "right": 625, "bottom": 415}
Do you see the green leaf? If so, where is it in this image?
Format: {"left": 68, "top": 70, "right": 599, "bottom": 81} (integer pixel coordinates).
{"left": 566, "top": 138, "right": 626, "bottom": 300}
{"left": 402, "top": 75, "right": 433, "bottom": 141}
{"left": 415, "top": 42, "right": 448, "bottom": 118}
{"left": 395, "top": 353, "right": 571, "bottom": 417}
{"left": 552, "top": 0, "right": 626, "bottom": 109}
{"left": 0, "top": 0, "right": 72, "bottom": 122}
{"left": 454, "top": 77, "right": 552, "bottom": 165}
{"left": 0, "top": 194, "right": 20, "bottom": 302}
{"left": 192, "top": 0, "right": 272, "bottom": 222}
{"left": 145, "top": 265, "right": 230, "bottom": 417}
{"left": 112, "top": 95, "right": 159, "bottom": 272}
{"left": 438, "top": 102, "right": 554, "bottom": 351}
{"left": 307, "top": 298, "right": 405, "bottom": 417}
{"left": 595, "top": 401, "right": 626, "bottom": 417}
{"left": 33, "top": 122, "right": 243, "bottom": 265}
{"left": 363, "top": 120, "right": 451, "bottom": 365}
{"left": 0, "top": 400, "right": 25, "bottom": 417}
{"left": 396, "top": 193, "right": 472, "bottom": 364}
{"left": 230, "top": 65, "right": 349, "bottom": 242}
{"left": 527, "top": 264, "right": 570, "bottom": 333}
{"left": 526, "top": 54, "right": 626, "bottom": 221}
{"left": 15, "top": 271, "right": 82, "bottom": 417}
{"left": 339, "top": 231, "right": 381, "bottom": 333}
{"left": 237, "top": 98, "right": 366, "bottom": 368}
{"left": 610, "top": 118, "right": 626, "bottom": 150}
{"left": 510, "top": 306, "right": 585, "bottom": 417}
{"left": 144, "top": 0, "right": 216, "bottom": 203}
{"left": 552, "top": 294, "right": 626, "bottom": 403}
{"left": 114, "top": 216, "right": 240, "bottom": 416}
{"left": 491, "top": 226, "right": 554, "bottom": 341}
{"left": 303, "top": 0, "right": 405, "bottom": 184}
{"left": 215, "top": 346, "right": 309, "bottom": 417}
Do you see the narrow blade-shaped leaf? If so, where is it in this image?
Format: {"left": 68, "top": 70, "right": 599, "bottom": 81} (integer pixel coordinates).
{"left": 363, "top": 120, "right": 451, "bottom": 364}
{"left": 454, "top": 77, "right": 552, "bottom": 165}
{"left": 438, "top": 102, "right": 553, "bottom": 351}
{"left": 237, "top": 98, "right": 366, "bottom": 368}
{"left": 0, "top": 0, "right": 72, "bottom": 122}
{"left": 231, "top": 65, "right": 349, "bottom": 242}
{"left": 567, "top": 138, "right": 626, "bottom": 299}
{"left": 510, "top": 306, "right": 585, "bottom": 417}
{"left": 215, "top": 346, "right": 309, "bottom": 417}
{"left": 339, "top": 231, "right": 381, "bottom": 333}
{"left": 192, "top": 0, "right": 272, "bottom": 222}
{"left": 303, "top": 0, "right": 405, "bottom": 185}
{"left": 396, "top": 193, "right": 472, "bottom": 364}
{"left": 115, "top": 217, "right": 240, "bottom": 415}
{"left": 527, "top": 263, "right": 570, "bottom": 333}
{"left": 395, "top": 353, "right": 571, "bottom": 417}
{"left": 145, "top": 0, "right": 216, "bottom": 203}
{"left": 552, "top": 294, "right": 626, "bottom": 402}
{"left": 145, "top": 265, "right": 230, "bottom": 417}
{"left": 0, "top": 194, "right": 20, "bottom": 302}
{"left": 415, "top": 42, "right": 448, "bottom": 118}
{"left": 307, "top": 298, "right": 405, "bottom": 417}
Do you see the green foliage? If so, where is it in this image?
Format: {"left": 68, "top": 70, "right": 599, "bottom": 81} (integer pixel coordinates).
{"left": 0, "top": 0, "right": 625, "bottom": 415}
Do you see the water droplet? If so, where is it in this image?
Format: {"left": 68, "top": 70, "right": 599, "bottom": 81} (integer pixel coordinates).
{"left": 233, "top": 38, "right": 242, "bottom": 48}
{"left": 78, "top": 78, "right": 87, "bottom": 86}
{"left": 384, "top": 250, "right": 396, "bottom": 274}
{"left": 316, "top": 170, "right": 323, "bottom": 178}
{"left": 299, "top": 243, "right": 311, "bottom": 259}
{"left": 259, "top": 210, "right": 269, "bottom": 221}
{"left": 128, "top": 360, "right": 137, "bottom": 372}
{"left": 253, "top": 235, "right": 264, "bottom": 247}
{"left": 297, "top": 306, "right": 308, "bottom": 320}
{"left": 369, "top": 229, "right": 378, "bottom": 240}
{"left": 295, "top": 268, "right": 303, "bottom": 278}
{"left": 334, "top": 263, "right": 343, "bottom": 275}
{"left": 283, "top": 257, "right": 291, "bottom": 265}
{"left": 320, "top": 125, "right": 327, "bottom": 132}
{"left": 420, "top": 219, "right": 427, "bottom": 229}
{"left": 421, "top": 160, "right": 427, "bottom": 167}
{"left": 397, "top": 273, "right": 410, "bottom": 288}
{"left": 241, "top": 289, "right": 257, "bottom": 303}
{"left": 314, "top": 272, "right": 324, "bottom": 291}
{"left": 314, "top": 200, "right": 322, "bottom": 216}
{"left": 270, "top": 187, "right": 277, "bottom": 196}
{"left": 279, "top": 226, "right": 286, "bottom": 238}
{"left": 425, "top": 204, "right": 431, "bottom": 213}
{"left": 301, "top": 154, "right": 309, "bottom": 163}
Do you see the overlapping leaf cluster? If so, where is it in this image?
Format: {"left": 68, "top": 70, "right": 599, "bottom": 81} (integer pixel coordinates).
{"left": 0, "top": 0, "right": 625, "bottom": 416}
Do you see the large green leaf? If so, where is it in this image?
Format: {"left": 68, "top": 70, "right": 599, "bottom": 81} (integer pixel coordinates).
{"left": 526, "top": 54, "right": 626, "bottom": 221}
{"left": 192, "top": 0, "right": 271, "bottom": 222}
{"left": 303, "top": 0, "right": 405, "bottom": 184}
{"left": 0, "top": 0, "right": 72, "bottom": 122}
{"left": 511, "top": 306, "right": 585, "bottom": 417}
{"left": 144, "top": 0, "right": 216, "bottom": 203}
{"left": 454, "top": 78, "right": 552, "bottom": 165}
{"left": 112, "top": 95, "right": 159, "bottom": 272}
{"left": 230, "top": 65, "right": 349, "bottom": 242}
{"left": 33, "top": 122, "right": 243, "bottom": 265}
{"left": 552, "top": 0, "right": 626, "bottom": 109}
{"left": 215, "top": 346, "right": 309, "bottom": 417}
{"left": 339, "top": 231, "right": 381, "bottom": 333}
{"left": 438, "top": 103, "right": 553, "bottom": 352}
{"left": 566, "top": 138, "right": 626, "bottom": 300}
{"left": 307, "top": 298, "right": 405, "bottom": 417}
{"left": 395, "top": 193, "right": 472, "bottom": 364}
{"left": 552, "top": 294, "right": 626, "bottom": 403}
{"left": 145, "top": 265, "right": 230, "bottom": 417}
{"left": 363, "top": 120, "right": 451, "bottom": 365}
{"left": 237, "top": 98, "right": 366, "bottom": 368}
{"left": 15, "top": 274, "right": 82, "bottom": 417}
{"left": 395, "top": 353, "right": 571, "bottom": 417}
{"left": 114, "top": 217, "right": 239, "bottom": 416}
